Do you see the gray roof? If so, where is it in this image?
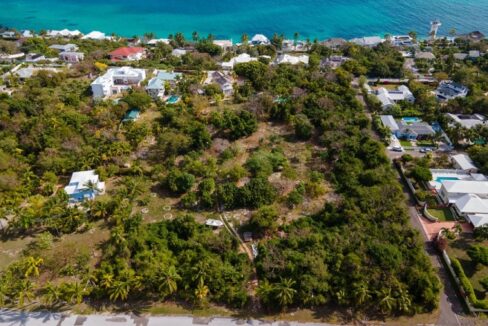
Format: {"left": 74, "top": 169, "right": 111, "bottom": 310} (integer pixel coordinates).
{"left": 380, "top": 115, "right": 399, "bottom": 132}
{"left": 397, "top": 120, "right": 435, "bottom": 136}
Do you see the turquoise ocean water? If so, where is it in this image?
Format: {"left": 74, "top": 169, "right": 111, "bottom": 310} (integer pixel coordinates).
{"left": 1, "top": 0, "right": 487, "bottom": 40}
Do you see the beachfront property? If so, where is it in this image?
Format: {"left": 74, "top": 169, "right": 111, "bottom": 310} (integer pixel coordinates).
{"left": 0, "top": 31, "right": 17, "bottom": 39}
{"left": 446, "top": 113, "right": 486, "bottom": 129}
{"left": 251, "top": 34, "right": 270, "bottom": 45}
{"left": 146, "top": 70, "right": 182, "bottom": 100}
{"left": 390, "top": 35, "right": 414, "bottom": 47}
{"left": 109, "top": 47, "right": 146, "bottom": 61}
{"left": 91, "top": 67, "right": 146, "bottom": 100}
{"left": 21, "top": 30, "right": 34, "bottom": 38}
{"left": 222, "top": 53, "right": 257, "bottom": 70}
{"left": 82, "top": 31, "right": 111, "bottom": 40}
{"left": 64, "top": 170, "right": 105, "bottom": 203}
{"left": 436, "top": 80, "right": 469, "bottom": 101}
{"left": 146, "top": 38, "right": 170, "bottom": 46}
{"left": 49, "top": 43, "right": 79, "bottom": 52}
{"left": 374, "top": 85, "right": 415, "bottom": 109}
{"left": 213, "top": 40, "right": 233, "bottom": 51}
{"left": 458, "top": 31, "right": 486, "bottom": 43}
{"left": 452, "top": 154, "right": 479, "bottom": 173}
{"left": 350, "top": 36, "right": 383, "bottom": 47}
{"left": 275, "top": 54, "right": 309, "bottom": 65}
{"left": 320, "top": 38, "right": 347, "bottom": 49}
{"left": 321, "top": 55, "right": 349, "bottom": 69}
{"left": 46, "top": 29, "right": 82, "bottom": 38}
{"left": 205, "top": 71, "right": 233, "bottom": 96}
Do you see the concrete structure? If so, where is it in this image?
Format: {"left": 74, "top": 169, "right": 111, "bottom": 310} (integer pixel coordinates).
{"left": 436, "top": 80, "right": 469, "bottom": 101}
{"left": 46, "top": 29, "right": 82, "bottom": 38}
{"left": 91, "top": 67, "right": 146, "bottom": 99}
{"left": 64, "top": 170, "right": 105, "bottom": 203}
{"left": 146, "top": 70, "right": 182, "bottom": 99}
{"left": 350, "top": 36, "right": 383, "bottom": 47}
{"left": 251, "top": 34, "right": 270, "bottom": 45}
{"left": 49, "top": 44, "right": 79, "bottom": 52}
{"left": 109, "top": 47, "right": 146, "bottom": 61}
{"left": 452, "top": 154, "right": 478, "bottom": 173}
{"left": 221, "top": 53, "right": 257, "bottom": 69}
{"left": 275, "top": 54, "right": 309, "bottom": 65}
{"left": 446, "top": 113, "right": 486, "bottom": 129}
{"left": 59, "top": 51, "right": 84, "bottom": 63}
{"left": 375, "top": 85, "right": 415, "bottom": 109}
{"left": 430, "top": 19, "right": 442, "bottom": 40}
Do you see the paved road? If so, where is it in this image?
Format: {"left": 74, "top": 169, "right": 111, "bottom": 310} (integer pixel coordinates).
{"left": 0, "top": 310, "right": 334, "bottom": 326}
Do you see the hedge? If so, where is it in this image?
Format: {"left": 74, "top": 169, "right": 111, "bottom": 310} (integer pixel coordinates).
{"left": 450, "top": 257, "right": 488, "bottom": 309}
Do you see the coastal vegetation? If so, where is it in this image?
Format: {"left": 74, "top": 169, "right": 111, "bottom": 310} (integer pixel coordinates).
{"left": 4, "top": 27, "right": 488, "bottom": 319}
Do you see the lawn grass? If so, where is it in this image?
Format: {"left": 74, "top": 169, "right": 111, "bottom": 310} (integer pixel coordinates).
{"left": 427, "top": 208, "right": 455, "bottom": 221}
{"left": 400, "top": 140, "right": 412, "bottom": 147}
{"left": 417, "top": 140, "right": 435, "bottom": 147}
{"left": 447, "top": 235, "right": 488, "bottom": 300}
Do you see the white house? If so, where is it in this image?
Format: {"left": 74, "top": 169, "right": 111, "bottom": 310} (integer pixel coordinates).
{"left": 25, "top": 53, "right": 46, "bottom": 63}
{"left": 391, "top": 35, "right": 414, "bottom": 47}
{"left": 321, "top": 55, "right": 349, "bottom": 69}
{"left": 222, "top": 53, "right": 257, "bottom": 70}
{"left": 91, "top": 67, "right": 146, "bottom": 100}
{"left": 46, "top": 29, "right": 82, "bottom": 38}
{"left": 82, "top": 31, "right": 111, "bottom": 40}
{"left": 440, "top": 180, "right": 488, "bottom": 204}
{"left": 375, "top": 85, "right": 415, "bottom": 109}
{"left": 251, "top": 34, "right": 270, "bottom": 45}
{"left": 350, "top": 36, "right": 383, "bottom": 47}
{"left": 452, "top": 154, "right": 478, "bottom": 173}
{"left": 275, "top": 54, "right": 309, "bottom": 65}
{"left": 64, "top": 170, "right": 105, "bottom": 203}
{"left": 436, "top": 80, "right": 469, "bottom": 101}
{"left": 59, "top": 52, "right": 84, "bottom": 63}
{"left": 415, "top": 52, "right": 436, "bottom": 60}
{"left": 205, "top": 71, "right": 233, "bottom": 96}
{"left": 0, "top": 53, "right": 25, "bottom": 63}
{"left": 446, "top": 113, "right": 486, "bottom": 129}
{"left": 49, "top": 43, "right": 79, "bottom": 52}
{"left": 213, "top": 40, "right": 233, "bottom": 51}
{"left": 146, "top": 70, "right": 182, "bottom": 99}
{"left": 172, "top": 49, "right": 187, "bottom": 57}
{"left": 146, "top": 38, "right": 170, "bottom": 46}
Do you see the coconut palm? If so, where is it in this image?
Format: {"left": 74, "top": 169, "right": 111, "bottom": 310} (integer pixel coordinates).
{"left": 293, "top": 32, "right": 299, "bottom": 48}
{"left": 194, "top": 278, "right": 209, "bottom": 306}
{"left": 395, "top": 288, "right": 411, "bottom": 313}
{"left": 352, "top": 283, "right": 370, "bottom": 306}
{"left": 274, "top": 278, "right": 296, "bottom": 309}
{"left": 241, "top": 33, "right": 249, "bottom": 45}
{"left": 378, "top": 288, "right": 395, "bottom": 314}
{"left": 100, "top": 273, "right": 114, "bottom": 289}
{"left": 256, "top": 279, "right": 274, "bottom": 306}
{"left": 157, "top": 265, "right": 181, "bottom": 298}
{"left": 24, "top": 256, "right": 43, "bottom": 278}
{"left": 17, "top": 280, "right": 34, "bottom": 307}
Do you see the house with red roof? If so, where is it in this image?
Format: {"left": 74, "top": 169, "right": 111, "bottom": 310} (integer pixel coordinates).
{"left": 108, "top": 47, "right": 146, "bottom": 61}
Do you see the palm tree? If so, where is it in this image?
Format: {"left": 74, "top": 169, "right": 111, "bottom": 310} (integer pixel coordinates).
{"left": 293, "top": 32, "right": 299, "bottom": 48}
{"left": 42, "top": 282, "right": 61, "bottom": 306}
{"left": 17, "top": 280, "right": 34, "bottom": 307}
{"left": 241, "top": 33, "right": 249, "bottom": 45}
{"left": 352, "top": 283, "right": 370, "bottom": 306}
{"left": 194, "top": 278, "right": 209, "bottom": 306}
{"left": 274, "top": 278, "right": 296, "bottom": 309}
{"left": 192, "top": 31, "right": 199, "bottom": 42}
{"left": 109, "top": 280, "right": 130, "bottom": 302}
{"left": 256, "top": 279, "right": 273, "bottom": 306}
{"left": 84, "top": 180, "right": 101, "bottom": 194}
{"left": 157, "top": 265, "right": 181, "bottom": 298}
{"left": 24, "top": 256, "right": 43, "bottom": 278}
{"left": 378, "top": 288, "right": 395, "bottom": 314}
{"left": 100, "top": 273, "right": 114, "bottom": 289}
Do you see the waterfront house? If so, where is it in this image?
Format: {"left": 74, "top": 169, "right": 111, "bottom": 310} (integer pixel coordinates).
{"left": 458, "top": 31, "right": 485, "bottom": 43}
{"left": 49, "top": 43, "right": 79, "bottom": 52}
{"left": 109, "top": 47, "right": 146, "bottom": 61}
{"left": 82, "top": 31, "right": 110, "bottom": 40}
{"left": 21, "top": 30, "right": 33, "bottom": 38}
{"left": 222, "top": 53, "right": 257, "bottom": 70}
{"left": 146, "top": 38, "right": 170, "bottom": 46}
{"left": 213, "top": 40, "right": 233, "bottom": 51}
{"left": 251, "top": 34, "right": 270, "bottom": 45}
{"left": 64, "top": 170, "right": 105, "bottom": 203}
{"left": 350, "top": 36, "right": 383, "bottom": 47}
{"left": 46, "top": 29, "right": 82, "bottom": 38}
{"left": 0, "top": 31, "right": 16, "bottom": 39}
{"left": 320, "top": 38, "right": 347, "bottom": 49}
{"left": 452, "top": 154, "right": 478, "bottom": 173}
{"left": 436, "top": 80, "right": 469, "bottom": 101}
{"left": 446, "top": 113, "right": 486, "bottom": 129}
{"left": 391, "top": 35, "right": 414, "bottom": 47}
{"left": 91, "top": 66, "right": 146, "bottom": 100}
{"left": 146, "top": 70, "right": 182, "bottom": 99}
{"left": 59, "top": 51, "right": 85, "bottom": 63}
{"left": 275, "top": 54, "right": 309, "bottom": 65}
{"left": 374, "top": 85, "right": 415, "bottom": 109}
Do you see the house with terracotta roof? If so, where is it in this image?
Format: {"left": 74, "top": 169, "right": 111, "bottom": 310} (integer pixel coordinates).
{"left": 108, "top": 47, "right": 146, "bottom": 61}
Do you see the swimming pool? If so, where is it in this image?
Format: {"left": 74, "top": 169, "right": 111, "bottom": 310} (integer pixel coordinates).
{"left": 436, "top": 177, "right": 459, "bottom": 183}
{"left": 402, "top": 117, "right": 420, "bottom": 123}
{"left": 166, "top": 95, "right": 180, "bottom": 104}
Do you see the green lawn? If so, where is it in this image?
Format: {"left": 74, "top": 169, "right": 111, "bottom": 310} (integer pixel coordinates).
{"left": 447, "top": 236, "right": 488, "bottom": 300}
{"left": 400, "top": 140, "right": 412, "bottom": 147}
{"left": 427, "top": 208, "right": 455, "bottom": 221}
{"left": 417, "top": 140, "right": 435, "bottom": 147}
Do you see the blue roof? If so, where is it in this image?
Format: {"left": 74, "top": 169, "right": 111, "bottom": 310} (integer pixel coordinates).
{"left": 156, "top": 70, "right": 182, "bottom": 81}
{"left": 123, "top": 108, "right": 140, "bottom": 121}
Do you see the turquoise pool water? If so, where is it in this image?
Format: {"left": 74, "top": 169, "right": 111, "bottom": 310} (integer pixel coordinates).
{"left": 436, "top": 176, "right": 459, "bottom": 183}
{"left": 402, "top": 117, "right": 421, "bottom": 123}
{"left": 166, "top": 96, "right": 180, "bottom": 104}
